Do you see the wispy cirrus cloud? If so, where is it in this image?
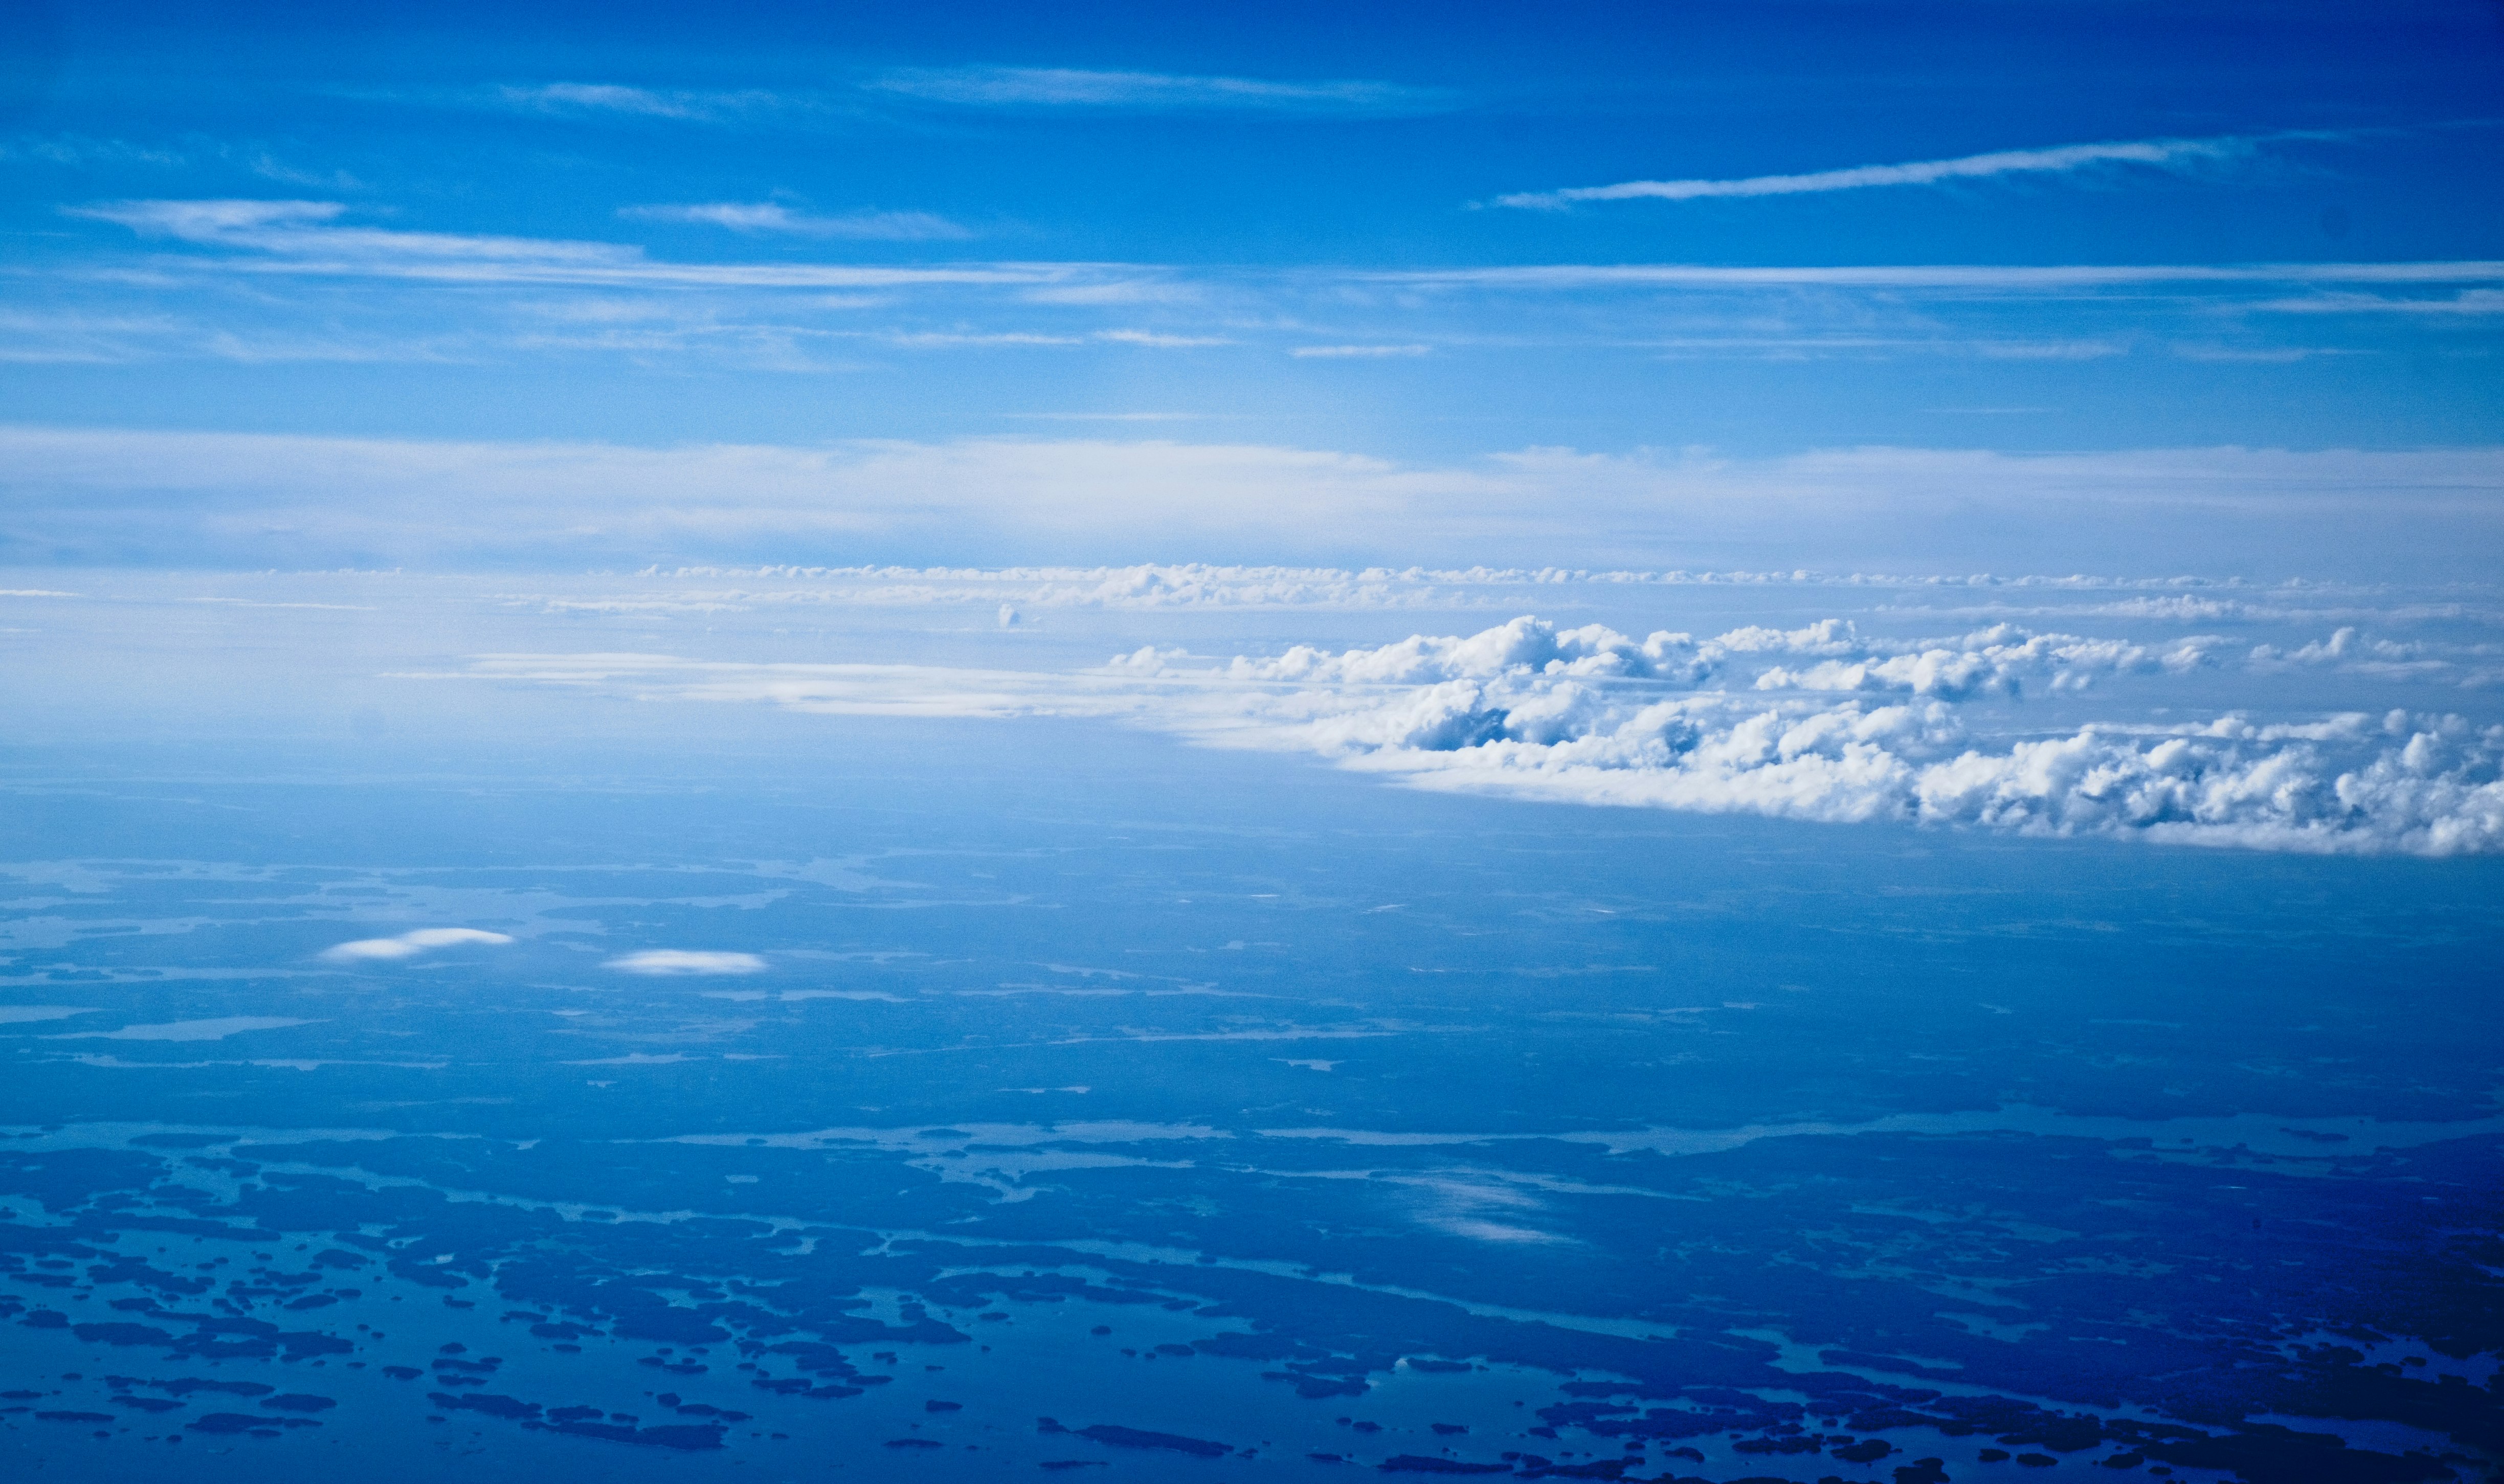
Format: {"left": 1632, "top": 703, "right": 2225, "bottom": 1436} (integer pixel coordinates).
{"left": 2252, "top": 289, "right": 2504, "bottom": 316}
{"left": 494, "top": 82, "right": 788, "bottom": 121}
{"left": 65, "top": 198, "right": 1060, "bottom": 289}
{"left": 1490, "top": 134, "right": 2265, "bottom": 211}
{"left": 867, "top": 65, "right": 1450, "bottom": 116}
{"left": 1292, "top": 343, "right": 1430, "bottom": 358}
{"left": 1367, "top": 261, "right": 2504, "bottom": 291}
{"left": 619, "top": 201, "right": 971, "bottom": 241}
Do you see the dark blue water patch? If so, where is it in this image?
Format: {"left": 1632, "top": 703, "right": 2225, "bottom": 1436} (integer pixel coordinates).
{"left": 1038, "top": 1415, "right": 1235, "bottom": 1456}
{"left": 428, "top": 1390, "right": 538, "bottom": 1419}
{"left": 188, "top": 1411, "right": 321, "bottom": 1434}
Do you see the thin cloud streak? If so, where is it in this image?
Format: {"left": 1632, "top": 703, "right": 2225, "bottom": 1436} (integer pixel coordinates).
{"left": 867, "top": 65, "right": 1450, "bottom": 115}
{"left": 1492, "top": 134, "right": 2261, "bottom": 210}
{"left": 494, "top": 82, "right": 788, "bottom": 121}
{"left": 68, "top": 198, "right": 1069, "bottom": 290}
{"left": 1368, "top": 262, "right": 2504, "bottom": 291}
{"left": 620, "top": 202, "right": 972, "bottom": 241}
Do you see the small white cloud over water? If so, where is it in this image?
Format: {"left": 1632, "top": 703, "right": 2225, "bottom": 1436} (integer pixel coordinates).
{"left": 322, "top": 927, "right": 515, "bottom": 961}
{"left": 607, "top": 949, "right": 769, "bottom": 975}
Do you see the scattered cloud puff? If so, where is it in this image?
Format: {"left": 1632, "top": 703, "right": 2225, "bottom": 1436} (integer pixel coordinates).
{"left": 322, "top": 927, "right": 515, "bottom": 961}
{"left": 1491, "top": 133, "right": 2265, "bottom": 211}
{"left": 619, "top": 201, "right": 971, "bottom": 241}
{"left": 607, "top": 949, "right": 769, "bottom": 975}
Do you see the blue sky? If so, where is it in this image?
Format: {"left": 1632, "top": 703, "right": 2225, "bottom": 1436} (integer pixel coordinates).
{"left": 3, "top": 0, "right": 2501, "bottom": 570}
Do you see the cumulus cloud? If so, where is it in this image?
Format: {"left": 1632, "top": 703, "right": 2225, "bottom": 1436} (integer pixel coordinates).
{"left": 470, "top": 616, "right": 2504, "bottom": 856}
{"left": 606, "top": 949, "right": 769, "bottom": 975}
{"left": 322, "top": 927, "right": 514, "bottom": 961}
{"left": 1175, "top": 620, "right": 2503, "bottom": 855}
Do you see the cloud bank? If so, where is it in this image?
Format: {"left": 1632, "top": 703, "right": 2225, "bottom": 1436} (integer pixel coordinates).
{"left": 467, "top": 616, "right": 2504, "bottom": 856}
{"left": 1168, "top": 619, "right": 2502, "bottom": 856}
{"left": 8, "top": 426, "right": 2499, "bottom": 579}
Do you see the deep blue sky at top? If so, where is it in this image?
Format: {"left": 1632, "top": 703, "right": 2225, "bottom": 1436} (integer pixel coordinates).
{"left": 2, "top": 0, "right": 2501, "bottom": 466}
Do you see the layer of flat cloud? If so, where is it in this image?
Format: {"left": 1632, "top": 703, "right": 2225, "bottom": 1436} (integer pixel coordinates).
{"left": 1493, "top": 134, "right": 2258, "bottom": 211}
{"left": 607, "top": 949, "right": 769, "bottom": 975}
{"left": 322, "top": 927, "right": 515, "bottom": 961}
{"left": 5, "top": 425, "right": 2498, "bottom": 580}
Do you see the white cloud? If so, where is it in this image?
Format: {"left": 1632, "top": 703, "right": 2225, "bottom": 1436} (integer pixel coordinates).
{"left": 1367, "top": 261, "right": 2504, "bottom": 291}
{"left": 461, "top": 616, "right": 2504, "bottom": 857}
{"left": 607, "top": 949, "right": 769, "bottom": 975}
{"left": 1291, "top": 344, "right": 1430, "bottom": 358}
{"left": 494, "top": 83, "right": 785, "bottom": 121}
{"left": 67, "top": 198, "right": 1063, "bottom": 290}
{"left": 1189, "top": 622, "right": 2504, "bottom": 855}
{"left": 6, "top": 425, "right": 2496, "bottom": 580}
{"left": 619, "top": 202, "right": 971, "bottom": 241}
{"left": 321, "top": 927, "right": 515, "bottom": 961}
{"left": 1095, "top": 329, "right": 1231, "bottom": 347}
{"left": 867, "top": 66, "right": 1448, "bottom": 115}
{"left": 2252, "top": 289, "right": 2504, "bottom": 316}
{"left": 1492, "top": 134, "right": 2258, "bottom": 211}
